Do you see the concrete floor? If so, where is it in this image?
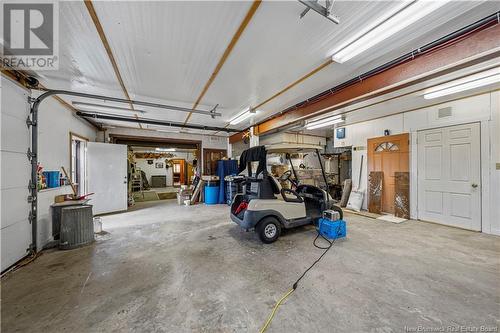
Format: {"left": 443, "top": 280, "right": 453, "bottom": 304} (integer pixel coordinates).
{"left": 1, "top": 200, "right": 499, "bottom": 332}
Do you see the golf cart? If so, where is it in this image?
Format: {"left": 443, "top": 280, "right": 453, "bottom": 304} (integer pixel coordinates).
{"left": 230, "top": 144, "right": 343, "bottom": 243}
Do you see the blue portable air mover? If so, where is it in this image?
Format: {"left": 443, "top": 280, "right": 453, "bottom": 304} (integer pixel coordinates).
{"left": 318, "top": 210, "right": 346, "bottom": 240}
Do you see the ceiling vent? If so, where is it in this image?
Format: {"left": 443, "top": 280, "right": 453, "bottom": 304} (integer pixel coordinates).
{"left": 438, "top": 107, "right": 452, "bottom": 118}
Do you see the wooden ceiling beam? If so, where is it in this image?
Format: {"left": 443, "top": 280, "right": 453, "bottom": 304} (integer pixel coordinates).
{"left": 84, "top": 0, "right": 143, "bottom": 129}
{"left": 254, "top": 59, "right": 333, "bottom": 110}
{"left": 183, "top": 0, "right": 262, "bottom": 125}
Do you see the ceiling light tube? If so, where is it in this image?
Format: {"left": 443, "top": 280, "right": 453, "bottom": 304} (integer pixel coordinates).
{"left": 423, "top": 67, "right": 500, "bottom": 99}
{"left": 73, "top": 101, "right": 146, "bottom": 114}
{"left": 306, "top": 118, "right": 344, "bottom": 130}
{"left": 306, "top": 115, "right": 342, "bottom": 127}
{"left": 230, "top": 107, "right": 257, "bottom": 125}
{"left": 331, "top": 0, "right": 448, "bottom": 63}
{"left": 305, "top": 115, "right": 344, "bottom": 130}
{"left": 155, "top": 147, "right": 176, "bottom": 152}
{"left": 155, "top": 128, "right": 180, "bottom": 133}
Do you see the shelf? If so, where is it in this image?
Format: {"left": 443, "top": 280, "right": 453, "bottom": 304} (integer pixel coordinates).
{"left": 38, "top": 185, "right": 73, "bottom": 193}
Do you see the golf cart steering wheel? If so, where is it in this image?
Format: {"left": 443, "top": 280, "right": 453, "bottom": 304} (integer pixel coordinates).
{"left": 280, "top": 170, "right": 298, "bottom": 187}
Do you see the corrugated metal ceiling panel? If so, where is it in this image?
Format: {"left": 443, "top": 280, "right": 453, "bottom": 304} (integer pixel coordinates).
{"left": 91, "top": 0, "right": 251, "bottom": 124}
{"left": 31, "top": 0, "right": 495, "bottom": 134}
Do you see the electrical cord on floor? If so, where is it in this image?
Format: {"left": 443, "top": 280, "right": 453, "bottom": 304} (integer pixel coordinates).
{"left": 258, "top": 226, "right": 341, "bottom": 333}
{"left": 0, "top": 251, "right": 42, "bottom": 279}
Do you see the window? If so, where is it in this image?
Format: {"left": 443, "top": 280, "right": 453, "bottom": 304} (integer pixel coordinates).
{"left": 70, "top": 133, "right": 88, "bottom": 196}
{"left": 375, "top": 142, "right": 400, "bottom": 152}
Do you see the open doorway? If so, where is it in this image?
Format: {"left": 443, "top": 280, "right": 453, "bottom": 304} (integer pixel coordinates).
{"left": 70, "top": 132, "right": 88, "bottom": 196}
{"left": 129, "top": 146, "right": 198, "bottom": 202}
{"left": 203, "top": 149, "right": 227, "bottom": 175}
{"left": 110, "top": 135, "right": 202, "bottom": 205}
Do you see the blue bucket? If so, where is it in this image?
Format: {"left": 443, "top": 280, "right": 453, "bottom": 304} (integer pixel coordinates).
{"left": 43, "top": 171, "right": 60, "bottom": 188}
{"left": 204, "top": 186, "right": 220, "bottom": 205}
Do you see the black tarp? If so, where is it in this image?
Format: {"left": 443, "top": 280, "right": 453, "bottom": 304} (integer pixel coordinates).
{"left": 238, "top": 145, "right": 267, "bottom": 176}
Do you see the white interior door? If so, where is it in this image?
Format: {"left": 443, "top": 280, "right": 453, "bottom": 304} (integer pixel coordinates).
{"left": 1, "top": 77, "right": 32, "bottom": 271}
{"left": 88, "top": 142, "right": 127, "bottom": 215}
{"left": 417, "top": 123, "right": 481, "bottom": 230}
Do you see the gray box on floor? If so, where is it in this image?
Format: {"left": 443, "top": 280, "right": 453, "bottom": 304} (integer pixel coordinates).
{"left": 151, "top": 175, "right": 167, "bottom": 187}
{"left": 59, "top": 205, "right": 95, "bottom": 250}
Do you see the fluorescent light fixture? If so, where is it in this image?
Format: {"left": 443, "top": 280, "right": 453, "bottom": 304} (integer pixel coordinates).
{"left": 72, "top": 101, "right": 146, "bottom": 114}
{"left": 305, "top": 115, "right": 344, "bottom": 130}
{"left": 229, "top": 107, "right": 258, "bottom": 125}
{"left": 155, "top": 147, "right": 176, "bottom": 152}
{"left": 423, "top": 67, "right": 500, "bottom": 99}
{"left": 155, "top": 128, "right": 180, "bottom": 134}
{"left": 331, "top": 0, "right": 448, "bottom": 63}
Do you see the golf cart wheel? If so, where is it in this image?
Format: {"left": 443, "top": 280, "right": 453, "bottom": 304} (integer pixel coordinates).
{"left": 256, "top": 217, "right": 281, "bottom": 244}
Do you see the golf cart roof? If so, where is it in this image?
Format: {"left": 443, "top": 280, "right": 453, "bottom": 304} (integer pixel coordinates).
{"left": 265, "top": 143, "right": 324, "bottom": 153}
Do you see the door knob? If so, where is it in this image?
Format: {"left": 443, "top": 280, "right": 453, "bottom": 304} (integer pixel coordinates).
{"left": 471, "top": 183, "right": 478, "bottom": 188}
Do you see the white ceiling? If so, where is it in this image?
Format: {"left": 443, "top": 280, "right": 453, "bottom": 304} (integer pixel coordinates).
{"left": 23, "top": 0, "right": 499, "bottom": 134}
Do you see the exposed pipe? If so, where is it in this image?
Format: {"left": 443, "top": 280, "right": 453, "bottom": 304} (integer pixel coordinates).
{"left": 72, "top": 100, "right": 221, "bottom": 117}
{"left": 77, "top": 111, "right": 240, "bottom": 133}
{"left": 256, "top": 11, "right": 500, "bottom": 131}
{"left": 33, "top": 89, "right": 220, "bottom": 117}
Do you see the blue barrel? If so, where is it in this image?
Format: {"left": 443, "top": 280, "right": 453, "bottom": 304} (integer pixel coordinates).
{"left": 204, "top": 184, "right": 220, "bottom": 205}
{"left": 43, "top": 171, "right": 60, "bottom": 188}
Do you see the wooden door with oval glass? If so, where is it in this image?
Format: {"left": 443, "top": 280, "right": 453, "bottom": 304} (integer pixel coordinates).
{"left": 367, "top": 133, "right": 409, "bottom": 214}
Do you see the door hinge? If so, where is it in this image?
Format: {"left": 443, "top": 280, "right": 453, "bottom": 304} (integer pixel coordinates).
{"left": 28, "top": 180, "right": 37, "bottom": 190}
{"left": 26, "top": 116, "right": 37, "bottom": 127}
{"left": 28, "top": 211, "right": 36, "bottom": 223}
{"left": 27, "top": 195, "right": 36, "bottom": 203}
{"left": 27, "top": 148, "right": 36, "bottom": 160}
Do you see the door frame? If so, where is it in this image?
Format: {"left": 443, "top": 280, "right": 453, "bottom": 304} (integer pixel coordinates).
{"left": 367, "top": 133, "right": 410, "bottom": 214}
{"left": 69, "top": 132, "right": 89, "bottom": 196}
{"left": 414, "top": 121, "right": 483, "bottom": 231}
{"left": 203, "top": 148, "right": 227, "bottom": 175}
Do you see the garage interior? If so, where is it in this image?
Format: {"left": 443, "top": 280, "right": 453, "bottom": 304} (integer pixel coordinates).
{"left": 1, "top": 1, "right": 499, "bottom": 332}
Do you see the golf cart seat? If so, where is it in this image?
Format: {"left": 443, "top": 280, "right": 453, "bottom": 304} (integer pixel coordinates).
{"left": 257, "top": 175, "right": 280, "bottom": 200}
{"left": 246, "top": 174, "right": 303, "bottom": 203}
{"left": 296, "top": 184, "right": 328, "bottom": 219}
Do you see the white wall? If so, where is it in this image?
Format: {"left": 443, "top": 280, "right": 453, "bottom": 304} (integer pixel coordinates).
{"left": 36, "top": 95, "right": 98, "bottom": 249}
{"left": 334, "top": 92, "right": 499, "bottom": 235}
{"left": 335, "top": 113, "right": 404, "bottom": 203}
{"left": 101, "top": 127, "right": 228, "bottom": 174}
{"left": 135, "top": 151, "right": 195, "bottom": 186}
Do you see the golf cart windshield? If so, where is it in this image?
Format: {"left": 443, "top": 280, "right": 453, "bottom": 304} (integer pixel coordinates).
{"left": 265, "top": 143, "right": 324, "bottom": 154}
{"left": 265, "top": 143, "right": 325, "bottom": 185}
